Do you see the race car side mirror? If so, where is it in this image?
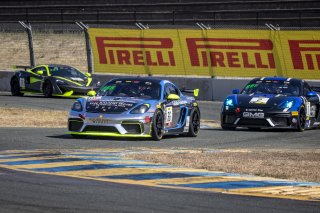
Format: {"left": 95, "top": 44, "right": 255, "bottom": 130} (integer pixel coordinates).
{"left": 306, "top": 91, "right": 317, "bottom": 98}
{"left": 85, "top": 72, "right": 92, "bottom": 77}
{"left": 87, "top": 90, "right": 96, "bottom": 97}
{"left": 167, "top": 94, "right": 180, "bottom": 101}
{"left": 36, "top": 70, "right": 43, "bottom": 75}
{"left": 232, "top": 89, "right": 240, "bottom": 94}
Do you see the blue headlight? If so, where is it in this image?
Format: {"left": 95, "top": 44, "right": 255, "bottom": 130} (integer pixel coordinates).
{"left": 72, "top": 101, "right": 83, "bottom": 112}
{"left": 279, "top": 100, "right": 295, "bottom": 110}
{"left": 225, "top": 98, "right": 234, "bottom": 106}
{"left": 284, "top": 100, "right": 294, "bottom": 109}
{"left": 130, "top": 104, "right": 150, "bottom": 114}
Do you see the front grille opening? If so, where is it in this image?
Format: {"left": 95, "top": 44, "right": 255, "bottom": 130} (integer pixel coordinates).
{"left": 122, "top": 123, "right": 142, "bottom": 134}
{"left": 68, "top": 119, "right": 84, "bottom": 131}
{"left": 238, "top": 119, "right": 270, "bottom": 126}
{"left": 83, "top": 125, "right": 119, "bottom": 133}
{"left": 272, "top": 117, "right": 289, "bottom": 126}
{"left": 223, "top": 115, "right": 236, "bottom": 124}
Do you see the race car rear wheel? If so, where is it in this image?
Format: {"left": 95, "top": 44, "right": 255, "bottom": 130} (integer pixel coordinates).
{"left": 43, "top": 81, "right": 53, "bottom": 98}
{"left": 187, "top": 107, "right": 200, "bottom": 137}
{"left": 297, "top": 107, "right": 306, "bottom": 132}
{"left": 11, "top": 78, "right": 23, "bottom": 96}
{"left": 151, "top": 109, "right": 164, "bottom": 141}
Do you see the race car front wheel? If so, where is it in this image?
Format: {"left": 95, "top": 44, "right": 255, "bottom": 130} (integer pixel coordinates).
{"left": 11, "top": 78, "right": 23, "bottom": 96}
{"left": 297, "top": 107, "right": 306, "bottom": 132}
{"left": 43, "top": 81, "right": 53, "bottom": 98}
{"left": 187, "top": 107, "right": 200, "bottom": 137}
{"left": 151, "top": 109, "right": 164, "bottom": 141}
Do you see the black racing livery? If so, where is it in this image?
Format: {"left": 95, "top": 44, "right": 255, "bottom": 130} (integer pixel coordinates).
{"left": 10, "top": 64, "right": 100, "bottom": 98}
{"left": 221, "top": 77, "right": 320, "bottom": 131}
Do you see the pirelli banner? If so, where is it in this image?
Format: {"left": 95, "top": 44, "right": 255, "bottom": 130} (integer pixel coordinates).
{"left": 89, "top": 28, "right": 320, "bottom": 79}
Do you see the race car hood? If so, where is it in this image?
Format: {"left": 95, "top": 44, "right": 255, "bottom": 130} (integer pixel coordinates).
{"left": 85, "top": 96, "right": 150, "bottom": 113}
{"left": 236, "top": 94, "right": 290, "bottom": 108}
{"left": 55, "top": 76, "right": 89, "bottom": 86}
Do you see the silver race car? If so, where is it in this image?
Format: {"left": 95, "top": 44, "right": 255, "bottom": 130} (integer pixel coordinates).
{"left": 68, "top": 77, "right": 200, "bottom": 140}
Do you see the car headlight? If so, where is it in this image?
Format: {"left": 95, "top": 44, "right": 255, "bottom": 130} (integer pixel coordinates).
{"left": 225, "top": 98, "right": 236, "bottom": 107}
{"left": 56, "top": 79, "right": 67, "bottom": 85}
{"left": 278, "top": 100, "right": 295, "bottom": 111}
{"left": 72, "top": 101, "right": 83, "bottom": 112}
{"left": 130, "top": 104, "right": 150, "bottom": 114}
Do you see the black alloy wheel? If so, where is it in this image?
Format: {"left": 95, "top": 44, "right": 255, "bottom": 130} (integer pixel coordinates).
{"left": 43, "top": 81, "right": 53, "bottom": 98}
{"left": 188, "top": 107, "right": 200, "bottom": 137}
{"left": 11, "top": 78, "right": 23, "bottom": 96}
{"left": 151, "top": 109, "right": 164, "bottom": 141}
{"left": 297, "top": 107, "right": 306, "bottom": 132}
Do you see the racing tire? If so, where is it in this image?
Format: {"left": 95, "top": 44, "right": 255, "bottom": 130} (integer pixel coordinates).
{"left": 187, "top": 107, "right": 200, "bottom": 137}
{"left": 43, "top": 81, "right": 53, "bottom": 98}
{"left": 11, "top": 78, "right": 23, "bottom": 96}
{"left": 297, "top": 107, "right": 306, "bottom": 132}
{"left": 151, "top": 109, "right": 164, "bottom": 141}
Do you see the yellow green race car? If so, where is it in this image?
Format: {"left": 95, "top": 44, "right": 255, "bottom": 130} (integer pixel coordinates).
{"left": 10, "top": 64, "right": 100, "bottom": 98}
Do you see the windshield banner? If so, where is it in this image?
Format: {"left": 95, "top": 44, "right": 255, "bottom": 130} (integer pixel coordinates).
{"left": 89, "top": 28, "right": 320, "bottom": 79}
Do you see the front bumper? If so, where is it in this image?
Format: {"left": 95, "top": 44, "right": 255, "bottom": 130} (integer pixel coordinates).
{"left": 55, "top": 85, "right": 99, "bottom": 96}
{"left": 68, "top": 112, "right": 153, "bottom": 137}
{"left": 221, "top": 108, "right": 299, "bottom": 129}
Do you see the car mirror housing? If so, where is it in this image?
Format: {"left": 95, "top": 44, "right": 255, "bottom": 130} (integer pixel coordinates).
{"left": 306, "top": 91, "right": 317, "bottom": 98}
{"left": 167, "top": 94, "right": 180, "bottom": 100}
{"left": 232, "top": 89, "right": 240, "bottom": 94}
{"left": 87, "top": 90, "right": 96, "bottom": 97}
{"left": 85, "top": 72, "right": 92, "bottom": 77}
{"left": 36, "top": 70, "right": 43, "bottom": 75}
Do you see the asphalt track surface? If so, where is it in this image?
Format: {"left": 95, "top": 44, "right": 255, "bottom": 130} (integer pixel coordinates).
{"left": 0, "top": 93, "right": 320, "bottom": 212}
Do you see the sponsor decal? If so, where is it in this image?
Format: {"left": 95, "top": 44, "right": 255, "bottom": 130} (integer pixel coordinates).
{"left": 249, "top": 97, "right": 269, "bottom": 104}
{"left": 291, "top": 111, "right": 299, "bottom": 116}
{"left": 87, "top": 117, "right": 111, "bottom": 124}
{"left": 165, "top": 107, "right": 173, "bottom": 124}
{"left": 186, "top": 38, "right": 275, "bottom": 69}
{"left": 171, "top": 100, "right": 188, "bottom": 106}
{"left": 20, "top": 78, "right": 25, "bottom": 88}
{"left": 245, "top": 108, "right": 263, "bottom": 112}
{"left": 95, "top": 37, "right": 175, "bottom": 66}
{"left": 243, "top": 112, "right": 265, "bottom": 118}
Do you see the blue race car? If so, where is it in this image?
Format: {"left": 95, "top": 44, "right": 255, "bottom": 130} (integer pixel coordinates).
{"left": 68, "top": 77, "right": 200, "bottom": 140}
{"left": 221, "top": 77, "right": 320, "bottom": 131}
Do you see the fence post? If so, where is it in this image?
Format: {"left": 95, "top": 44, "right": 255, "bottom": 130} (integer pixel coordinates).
{"left": 76, "top": 22, "right": 93, "bottom": 73}
{"left": 19, "top": 21, "right": 35, "bottom": 67}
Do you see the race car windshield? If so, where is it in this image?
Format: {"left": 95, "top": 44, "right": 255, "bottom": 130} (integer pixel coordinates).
{"left": 98, "top": 80, "right": 161, "bottom": 100}
{"left": 241, "top": 80, "right": 300, "bottom": 96}
{"left": 49, "top": 66, "right": 86, "bottom": 79}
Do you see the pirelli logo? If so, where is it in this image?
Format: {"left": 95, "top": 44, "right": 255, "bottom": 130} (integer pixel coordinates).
{"left": 95, "top": 37, "right": 176, "bottom": 66}
{"left": 289, "top": 40, "right": 320, "bottom": 70}
{"left": 186, "top": 38, "right": 275, "bottom": 69}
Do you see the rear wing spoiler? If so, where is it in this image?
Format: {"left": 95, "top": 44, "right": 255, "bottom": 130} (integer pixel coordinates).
{"left": 13, "top": 65, "right": 33, "bottom": 71}
{"left": 181, "top": 88, "right": 199, "bottom": 97}
{"left": 311, "top": 87, "right": 320, "bottom": 93}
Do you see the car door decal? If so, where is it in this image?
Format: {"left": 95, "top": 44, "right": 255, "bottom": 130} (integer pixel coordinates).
{"left": 165, "top": 106, "right": 173, "bottom": 127}
{"left": 19, "top": 78, "right": 25, "bottom": 88}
